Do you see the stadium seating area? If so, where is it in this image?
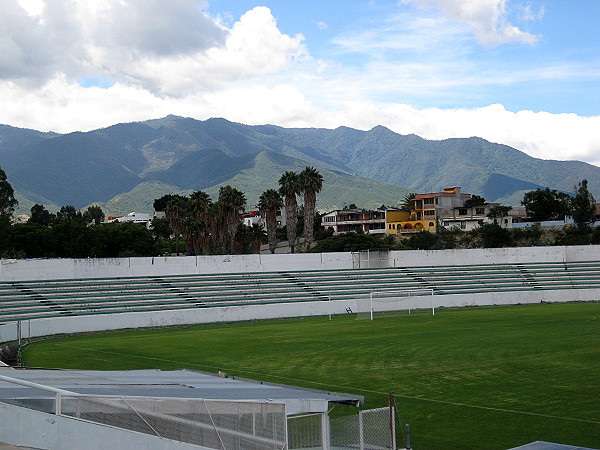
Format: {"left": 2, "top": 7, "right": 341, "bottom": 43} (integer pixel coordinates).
{"left": 1, "top": 260, "right": 600, "bottom": 323}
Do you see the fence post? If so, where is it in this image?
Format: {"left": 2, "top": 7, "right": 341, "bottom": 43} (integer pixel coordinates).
{"left": 55, "top": 393, "right": 61, "bottom": 415}
{"left": 321, "top": 412, "right": 331, "bottom": 450}
{"left": 389, "top": 394, "right": 396, "bottom": 450}
{"left": 359, "top": 410, "right": 365, "bottom": 450}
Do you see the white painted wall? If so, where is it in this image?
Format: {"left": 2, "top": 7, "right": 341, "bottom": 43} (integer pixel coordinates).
{"left": 0, "top": 401, "right": 206, "bottom": 449}
{"left": 0, "top": 252, "right": 354, "bottom": 281}
{"left": 2, "top": 246, "right": 599, "bottom": 282}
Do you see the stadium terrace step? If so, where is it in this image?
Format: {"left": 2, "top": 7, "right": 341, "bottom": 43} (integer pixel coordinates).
{"left": 1, "top": 260, "right": 600, "bottom": 323}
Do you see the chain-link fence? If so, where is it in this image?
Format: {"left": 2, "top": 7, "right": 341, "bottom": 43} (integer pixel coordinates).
{"left": 59, "top": 395, "right": 287, "bottom": 450}
{"left": 289, "top": 406, "right": 395, "bottom": 450}
{"left": 288, "top": 413, "right": 323, "bottom": 448}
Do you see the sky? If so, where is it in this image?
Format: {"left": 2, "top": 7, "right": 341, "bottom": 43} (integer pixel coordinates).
{"left": 2, "top": 0, "right": 600, "bottom": 166}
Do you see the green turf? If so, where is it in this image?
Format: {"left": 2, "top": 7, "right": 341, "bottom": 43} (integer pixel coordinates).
{"left": 21, "top": 302, "right": 600, "bottom": 449}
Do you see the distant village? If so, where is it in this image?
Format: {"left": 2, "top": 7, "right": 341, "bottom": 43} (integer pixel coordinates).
{"left": 109, "top": 186, "right": 600, "bottom": 237}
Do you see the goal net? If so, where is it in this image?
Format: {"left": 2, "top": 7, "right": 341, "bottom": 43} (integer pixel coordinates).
{"left": 355, "top": 288, "right": 435, "bottom": 320}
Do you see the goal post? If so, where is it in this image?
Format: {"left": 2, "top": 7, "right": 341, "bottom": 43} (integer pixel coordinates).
{"left": 356, "top": 288, "right": 435, "bottom": 320}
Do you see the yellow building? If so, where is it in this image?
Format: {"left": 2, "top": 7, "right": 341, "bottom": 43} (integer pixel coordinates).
{"left": 387, "top": 187, "right": 472, "bottom": 235}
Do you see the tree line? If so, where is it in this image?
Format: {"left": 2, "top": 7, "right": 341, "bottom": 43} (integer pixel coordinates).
{"left": 0, "top": 165, "right": 324, "bottom": 258}
{"left": 157, "top": 166, "right": 323, "bottom": 255}
{"left": 0, "top": 163, "right": 597, "bottom": 258}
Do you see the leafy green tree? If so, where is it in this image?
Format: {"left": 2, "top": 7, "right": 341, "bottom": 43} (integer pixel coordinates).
{"left": 55, "top": 205, "right": 83, "bottom": 222}
{"left": 521, "top": 188, "right": 572, "bottom": 221}
{"left": 150, "top": 217, "right": 171, "bottom": 239}
{"left": 29, "top": 204, "right": 55, "bottom": 226}
{"left": 4, "top": 223, "right": 57, "bottom": 258}
{"left": 278, "top": 171, "right": 301, "bottom": 253}
{"left": 487, "top": 205, "right": 512, "bottom": 224}
{"left": 153, "top": 194, "right": 184, "bottom": 212}
{"left": 572, "top": 179, "right": 595, "bottom": 227}
{"left": 464, "top": 195, "right": 486, "bottom": 208}
{"left": 299, "top": 167, "right": 323, "bottom": 250}
{"left": 82, "top": 205, "right": 105, "bottom": 225}
{"left": 51, "top": 219, "right": 93, "bottom": 257}
{"left": 403, "top": 231, "right": 439, "bottom": 250}
{"left": 0, "top": 166, "right": 18, "bottom": 227}
{"left": 92, "top": 222, "right": 158, "bottom": 257}
{"left": 258, "top": 189, "right": 283, "bottom": 254}
{"left": 477, "top": 223, "right": 512, "bottom": 248}
{"left": 217, "top": 185, "right": 246, "bottom": 254}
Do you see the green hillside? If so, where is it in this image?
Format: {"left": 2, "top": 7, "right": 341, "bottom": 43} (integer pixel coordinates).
{"left": 1, "top": 116, "right": 598, "bottom": 215}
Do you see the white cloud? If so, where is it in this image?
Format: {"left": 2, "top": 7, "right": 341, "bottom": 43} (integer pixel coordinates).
{"left": 0, "top": 1, "right": 598, "bottom": 171}
{"left": 0, "top": 2, "right": 307, "bottom": 96}
{"left": 314, "top": 20, "right": 328, "bottom": 30}
{"left": 405, "top": 0, "right": 540, "bottom": 47}
{"left": 352, "top": 103, "right": 600, "bottom": 167}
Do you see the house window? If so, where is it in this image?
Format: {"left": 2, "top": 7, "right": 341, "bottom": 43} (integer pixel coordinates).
{"left": 424, "top": 198, "right": 434, "bottom": 204}
{"left": 476, "top": 207, "right": 485, "bottom": 215}
{"left": 459, "top": 208, "right": 467, "bottom": 215}
{"left": 460, "top": 221, "right": 466, "bottom": 229}
{"left": 424, "top": 210, "right": 435, "bottom": 216}
{"left": 429, "top": 222, "right": 435, "bottom": 227}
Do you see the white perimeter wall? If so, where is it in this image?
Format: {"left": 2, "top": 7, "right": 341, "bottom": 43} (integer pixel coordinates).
{"left": 1, "top": 245, "right": 599, "bottom": 282}
{"left": 1, "top": 245, "right": 599, "bottom": 342}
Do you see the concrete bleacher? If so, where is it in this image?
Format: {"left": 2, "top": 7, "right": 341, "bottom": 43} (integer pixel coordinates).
{"left": 1, "top": 260, "right": 600, "bottom": 324}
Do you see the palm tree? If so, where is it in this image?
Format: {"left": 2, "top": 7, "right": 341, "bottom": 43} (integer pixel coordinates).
{"left": 189, "top": 190, "right": 213, "bottom": 254}
{"left": 217, "top": 185, "right": 246, "bottom": 254}
{"left": 402, "top": 193, "right": 417, "bottom": 210}
{"left": 258, "top": 189, "right": 283, "bottom": 254}
{"left": 165, "top": 195, "right": 189, "bottom": 255}
{"left": 278, "top": 171, "right": 301, "bottom": 253}
{"left": 298, "top": 167, "right": 323, "bottom": 250}
{"left": 249, "top": 223, "right": 266, "bottom": 253}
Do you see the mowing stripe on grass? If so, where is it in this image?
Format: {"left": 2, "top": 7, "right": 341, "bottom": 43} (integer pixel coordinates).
{"left": 43, "top": 342, "right": 600, "bottom": 426}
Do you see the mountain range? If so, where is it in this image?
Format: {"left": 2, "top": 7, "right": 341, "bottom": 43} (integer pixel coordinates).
{"left": 0, "top": 116, "right": 598, "bottom": 216}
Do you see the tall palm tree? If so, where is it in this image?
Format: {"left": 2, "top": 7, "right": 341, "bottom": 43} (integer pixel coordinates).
{"left": 217, "top": 185, "right": 246, "bottom": 254}
{"left": 189, "top": 190, "right": 213, "bottom": 254}
{"left": 278, "top": 171, "right": 301, "bottom": 253}
{"left": 298, "top": 166, "right": 323, "bottom": 250}
{"left": 249, "top": 223, "right": 266, "bottom": 254}
{"left": 165, "top": 195, "right": 189, "bottom": 255}
{"left": 258, "top": 189, "right": 283, "bottom": 254}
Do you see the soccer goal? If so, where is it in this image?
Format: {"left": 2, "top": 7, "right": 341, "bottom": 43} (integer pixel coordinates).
{"left": 356, "top": 288, "right": 435, "bottom": 320}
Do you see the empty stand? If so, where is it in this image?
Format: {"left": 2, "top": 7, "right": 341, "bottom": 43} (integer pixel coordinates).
{"left": 1, "top": 260, "right": 600, "bottom": 323}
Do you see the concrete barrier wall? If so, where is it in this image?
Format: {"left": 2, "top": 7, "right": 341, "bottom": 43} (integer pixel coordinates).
{"left": 2, "top": 288, "right": 598, "bottom": 343}
{"left": 0, "top": 252, "right": 354, "bottom": 281}
{"left": 2, "top": 246, "right": 599, "bottom": 282}
{"left": 389, "top": 245, "right": 600, "bottom": 267}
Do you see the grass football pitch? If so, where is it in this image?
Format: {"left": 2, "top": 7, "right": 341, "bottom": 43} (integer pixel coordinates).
{"left": 21, "top": 302, "right": 600, "bottom": 449}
